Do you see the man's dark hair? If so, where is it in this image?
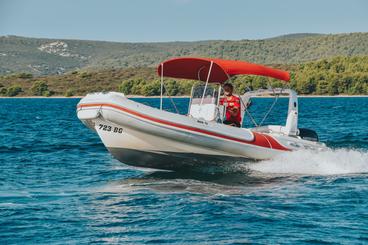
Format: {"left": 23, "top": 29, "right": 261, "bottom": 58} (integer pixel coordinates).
{"left": 223, "top": 83, "right": 233, "bottom": 89}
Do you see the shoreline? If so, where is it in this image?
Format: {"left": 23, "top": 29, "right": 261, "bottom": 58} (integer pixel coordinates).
{"left": 0, "top": 94, "right": 367, "bottom": 99}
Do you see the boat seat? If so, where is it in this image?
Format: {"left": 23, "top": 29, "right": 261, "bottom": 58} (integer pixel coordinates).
{"left": 189, "top": 104, "right": 217, "bottom": 121}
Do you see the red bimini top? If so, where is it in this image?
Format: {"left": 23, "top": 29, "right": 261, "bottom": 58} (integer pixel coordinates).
{"left": 157, "top": 57, "right": 290, "bottom": 83}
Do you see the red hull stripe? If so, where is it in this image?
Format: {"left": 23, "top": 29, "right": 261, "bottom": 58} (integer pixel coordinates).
{"left": 78, "top": 103, "right": 290, "bottom": 151}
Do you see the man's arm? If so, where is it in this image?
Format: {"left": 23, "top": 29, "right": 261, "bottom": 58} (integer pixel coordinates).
{"left": 229, "top": 107, "right": 239, "bottom": 117}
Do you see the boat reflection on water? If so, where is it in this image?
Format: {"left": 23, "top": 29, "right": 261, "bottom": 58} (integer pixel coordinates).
{"left": 96, "top": 161, "right": 298, "bottom": 196}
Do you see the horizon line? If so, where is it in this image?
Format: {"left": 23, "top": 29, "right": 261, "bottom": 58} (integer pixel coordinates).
{"left": 2, "top": 32, "right": 367, "bottom": 44}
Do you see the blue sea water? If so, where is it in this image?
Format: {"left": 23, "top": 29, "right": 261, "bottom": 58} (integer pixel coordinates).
{"left": 0, "top": 97, "right": 368, "bottom": 244}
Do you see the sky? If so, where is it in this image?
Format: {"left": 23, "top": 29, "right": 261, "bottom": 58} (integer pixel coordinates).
{"left": 1, "top": 0, "right": 368, "bottom": 42}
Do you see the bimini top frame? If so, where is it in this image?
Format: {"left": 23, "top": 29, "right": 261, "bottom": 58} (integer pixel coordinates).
{"left": 157, "top": 57, "right": 290, "bottom": 110}
{"left": 157, "top": 57, "right": 291, "bottom": 126}
{"left": 241, "top": 88, "right": 299, "bottom": 136}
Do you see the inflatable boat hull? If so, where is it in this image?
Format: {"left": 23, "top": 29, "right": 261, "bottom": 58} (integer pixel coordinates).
{"left": 77, "top": 92, "right": 325, "bottom": 171}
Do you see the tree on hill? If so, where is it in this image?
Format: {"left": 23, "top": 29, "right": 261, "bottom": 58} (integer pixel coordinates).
{"left": 6, "top": 85, "right": 22, "bottom": 96}
{"left": 31, "top": 80, "right": 52, "bottom": 96}
{"left": 118, "top": 80, "right": 135, "bottom": 95}
{"left": 141, "top": 80, "right": 161, "bottom": 96}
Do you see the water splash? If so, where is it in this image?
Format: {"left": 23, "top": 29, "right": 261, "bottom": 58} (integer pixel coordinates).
{"left": 249, "top": 148, "right": 368, "bottom": 175}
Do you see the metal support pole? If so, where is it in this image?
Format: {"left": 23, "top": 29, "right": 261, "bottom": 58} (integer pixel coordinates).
{"left": 160, "top": 63, "right": 164, "bottom": 110}
{"left": 200, "top": 61, "right": 213, "bottom": 106}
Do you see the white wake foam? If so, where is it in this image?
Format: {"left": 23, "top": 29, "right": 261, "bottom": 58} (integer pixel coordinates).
{"left": 249, "top": 148, "right": 368, "bottom": 175}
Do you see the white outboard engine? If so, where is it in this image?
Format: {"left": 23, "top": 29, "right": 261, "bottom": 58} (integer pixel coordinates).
{"left": 282, "top": 89, "right": 298, "bottom": 136}
{"left": 282, "top": 89, "right": 319, "bottom": 141}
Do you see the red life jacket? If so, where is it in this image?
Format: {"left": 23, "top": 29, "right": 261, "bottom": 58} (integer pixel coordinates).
{"left": 220, "top": 95, "right": 241, "bottom": 123}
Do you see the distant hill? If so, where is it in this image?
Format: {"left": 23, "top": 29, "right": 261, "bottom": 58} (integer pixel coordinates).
{"left": 1, "top": 32, "right": 368, "bottom": 75}
{"left": 267, "top": 33, "right": 324, "bottom": 40}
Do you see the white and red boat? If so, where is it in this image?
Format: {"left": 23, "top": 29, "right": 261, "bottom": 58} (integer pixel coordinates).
{"left": 77, "top": 57, "right": 326, "bottom": 171}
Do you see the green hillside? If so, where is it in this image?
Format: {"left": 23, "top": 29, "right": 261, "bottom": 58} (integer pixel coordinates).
{"left": 1, "top": 56, "right": 367, "bottom": 97}
{"left": 1, "top": 33, "right": 368, "bottom": 75}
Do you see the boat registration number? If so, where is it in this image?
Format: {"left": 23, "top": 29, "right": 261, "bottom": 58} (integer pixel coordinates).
{"left": 98, "top": 124, "right": 123, "bottom": 133}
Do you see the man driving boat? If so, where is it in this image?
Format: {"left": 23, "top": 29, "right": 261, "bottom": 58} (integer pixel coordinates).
{"left": 220, "top": 83, "right": 241, "bottom": 127}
